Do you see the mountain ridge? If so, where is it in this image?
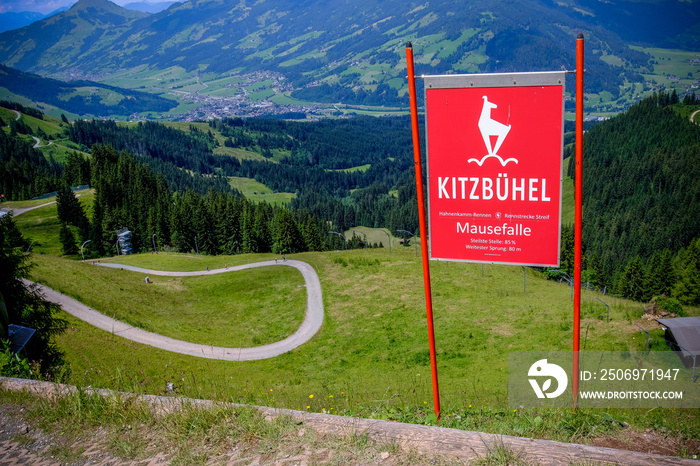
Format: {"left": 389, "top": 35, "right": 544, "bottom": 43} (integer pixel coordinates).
{"left": 122, "top": 1, "right": 179, "bottom": 14}
{"left": 0, "top": 0, "right": 697, "bottom": 115}
{"left": 0, "top": 64, "right": 176, "bottom": 116}
{"left": 0, "top": 11, "right": 45, "bottom": 34}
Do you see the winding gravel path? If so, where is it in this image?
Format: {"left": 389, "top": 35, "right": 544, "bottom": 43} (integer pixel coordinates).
{"left": 28, "top": 259, "right": 324, "bottom": 361}
{"left": 691, "top": 109, "right": 700, "bottom": 125}
{"left": 0, "top": 194, "right": 80, "bottom": 217}
{"left": 31, "top": 136, "right": 53, "bottom": 148}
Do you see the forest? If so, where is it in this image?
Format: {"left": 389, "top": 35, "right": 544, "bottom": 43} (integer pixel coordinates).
{"left": 0, "top": 125, "right": 61, "bottom": 200}
{"left": 566, "top": 91, "right": 700, "bottom": 305}
{"left": 2, "top": 92, "right": 699, "bottom": 306}
{"left": 71, "top": 145, "right": 355, "bottom": 257}
{"left": 67, "top": 116, "right": 421, "bottom": 234}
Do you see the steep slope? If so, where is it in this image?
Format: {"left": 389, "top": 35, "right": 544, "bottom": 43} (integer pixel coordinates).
{"left": 0, "top": 64, "right": 176, "bottom": 116}
{"left": 570, "top": 95, "right": 700, "bottom": 284}
{"left": 0, "top": 0, "right": 148, "bottom": 77}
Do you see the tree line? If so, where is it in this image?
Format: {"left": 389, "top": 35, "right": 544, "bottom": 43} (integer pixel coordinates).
{"left": 564, "top": 92, "right": 700, "bottom": 305}
{"left": 58, "top": 145, "right": 375, "bottom": 259}
{"left": 6, "top": 94, "right": 698, "bottom": 306}
{"left": 0, "top": 125, "right": 61, "bottom": 200}
{"left": 66, "top": 116, "right": 420, "bottom": 235}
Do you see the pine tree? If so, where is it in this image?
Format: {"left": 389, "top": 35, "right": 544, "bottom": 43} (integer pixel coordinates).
{"left": 252, "top": 203, "right": 272, "bottom": 253}
{"left": 59, "top": 222, "right": 79, "bottom": 256}
{"left": 241, "top": 204, "right": 255, "bottom": 253}
{"left": 272, "top": 208, "right": 304, "bottom": 254}
{"left": 302, "top": 215, "right": 323, "bottom": 252}
{"left": 193, "top": 191, "right": 217, "bottom": 255}
{"left": 647, "top": 249, "right": 675, "bottom": 297}
{"left": 670, "top": 89, "right": 679, "bottom": 105}
{"left": 559, "top": 226, "right": 575, "bottom": 276}
{"left": 0, "top": 214, "right": 66, "bottom": 374}
{"left": 63, "top": 152, "right": 89, "bottom": 187}
{"left": 617, "top": 256, "right": 649, "bottom": 302}
{"left": 56, "top": 183, "right": 87, "bottom": 227}
{"left": 672, "top": 239, "right": 700, "bottom": 305}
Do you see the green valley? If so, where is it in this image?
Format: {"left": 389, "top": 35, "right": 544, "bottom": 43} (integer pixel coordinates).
{"left": 0, "top": 0, "right": 699, "bottom": 458}
{"left": 0, "top": 0, "right": 698, "bottom": 119}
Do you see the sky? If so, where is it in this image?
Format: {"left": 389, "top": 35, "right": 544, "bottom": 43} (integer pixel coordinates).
{"left": 0, "top": 0, "right": 172, "bottom": 14}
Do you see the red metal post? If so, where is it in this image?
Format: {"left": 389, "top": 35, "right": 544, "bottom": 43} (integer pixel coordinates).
{"left": 406, "top": 42, "right": 441, "bottom": 420}
{"left": 573, "top": 33, "right": 584, "bottom": 405}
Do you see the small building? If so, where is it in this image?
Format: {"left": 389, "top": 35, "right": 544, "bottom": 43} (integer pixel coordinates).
{"left": 656, "top": 316, "right": 700, "bottom": 372}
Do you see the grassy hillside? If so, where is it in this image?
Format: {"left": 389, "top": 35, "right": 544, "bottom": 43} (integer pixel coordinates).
{"left": 35, "top": 254, "right": 306, "bottom": 348}
{"left": 1, "top": 0, "right": 698, "bottom": 119}
{"left": 0, "top": 64, "right": 176, "bottom": 118}
{"left": 8, "top": 189, "right": 94, "bottom": 256}
{"left": 227, "top": 176, "right": 295, "bottom": 205}
{"left": 30, "top": 248, "right": 668, "bottom": 406}
{"left": 11, "top": 199, "right": 696, "bottom": 416}
{"left": 0, "top": 106, "right": 90, "bottom": 163}
{"left": 1, "top": 195, "right": 696, "bottom": 451}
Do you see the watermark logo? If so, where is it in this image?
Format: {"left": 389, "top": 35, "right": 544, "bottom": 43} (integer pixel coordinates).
{"left": 528, "top": 359, "right": 568, "bottom": 399}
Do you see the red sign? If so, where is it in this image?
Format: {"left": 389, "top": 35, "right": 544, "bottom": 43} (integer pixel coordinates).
{"left": 425, "top": 73, "right": 564, "bottom": 266}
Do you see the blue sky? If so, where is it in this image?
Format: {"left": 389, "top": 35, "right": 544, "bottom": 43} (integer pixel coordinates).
{"left": 0, "top": 0, "right": 171, "bottom": 14}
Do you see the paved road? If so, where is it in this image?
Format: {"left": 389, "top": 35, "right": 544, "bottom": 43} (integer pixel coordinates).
{"left": 27, "top": 260, "right": 324, "bottom": 361}
{"left": 0, "top": 199, "right": 57, "bottom": 217}
{"left": 1, "top": 193, "right": 83, "bottom": 217}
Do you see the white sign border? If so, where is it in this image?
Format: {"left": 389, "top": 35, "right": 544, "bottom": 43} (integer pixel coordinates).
{"left": 423, "top": 71, "right": 566, "bottom": 267}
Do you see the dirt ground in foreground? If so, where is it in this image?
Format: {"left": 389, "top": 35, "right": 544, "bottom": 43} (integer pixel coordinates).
{"left": 0, "top": 404, "right": 463, "bottom": 466}
{"left": 1, "top": 401, "right": 698, "bottom": 465}
{"left": 590, "top": 429, "right": 699, "bottom": 459}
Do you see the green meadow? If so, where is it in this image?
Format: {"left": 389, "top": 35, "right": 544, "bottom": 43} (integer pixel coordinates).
{"left": 32, "top": 255, "right": 306, "bottom": 348}
{"left": 31, "top": 247, "right": 657, "bottom": 406}
{"left": 227, "top": 176, "right": 296, "bottom": 205}
{"left": 9, "top": 189, "right": 94, "bottom": 257}
{"left": 0, "top": 109, "right": 88, "bottom": 163}
{"left": 327, "top": 163, "right": 372, "bottom": 173}
{"left": 7, "top": 196, "right": 700, "bottom": 445}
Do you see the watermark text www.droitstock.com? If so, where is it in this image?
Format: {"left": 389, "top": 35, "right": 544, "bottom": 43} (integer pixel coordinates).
{"left": 508, "top": 351, "right": 699, "bottom": 408}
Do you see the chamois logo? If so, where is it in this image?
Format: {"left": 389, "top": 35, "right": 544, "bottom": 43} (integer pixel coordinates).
{"left": 528, "top": 359, "right": 568, "bottom": 399}
{"left": 468, "top": 96, "right": 518, "bottom": 167}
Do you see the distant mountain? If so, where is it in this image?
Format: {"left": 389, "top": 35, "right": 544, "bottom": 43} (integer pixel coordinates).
{"left": 0, "top": 11, "right": 45, "bottom": 33}
{"left": 0, "top": 64, "right": 176, "bottom": 116}
{"left": 573, "top": 0, "right": 700, "bottom": 50}
{"left": 122, "top": 1, "right": 178, "bottom": 14}
{"left": 0, "top": 0, "right": 147, "bottom": 77}
{"left": 0, "top": 0, "right": 697, "bottom": 109}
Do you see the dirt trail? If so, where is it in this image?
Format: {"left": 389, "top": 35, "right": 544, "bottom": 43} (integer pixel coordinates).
{"left": 25, "top": 259, "right": 324, "bottom": 361}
